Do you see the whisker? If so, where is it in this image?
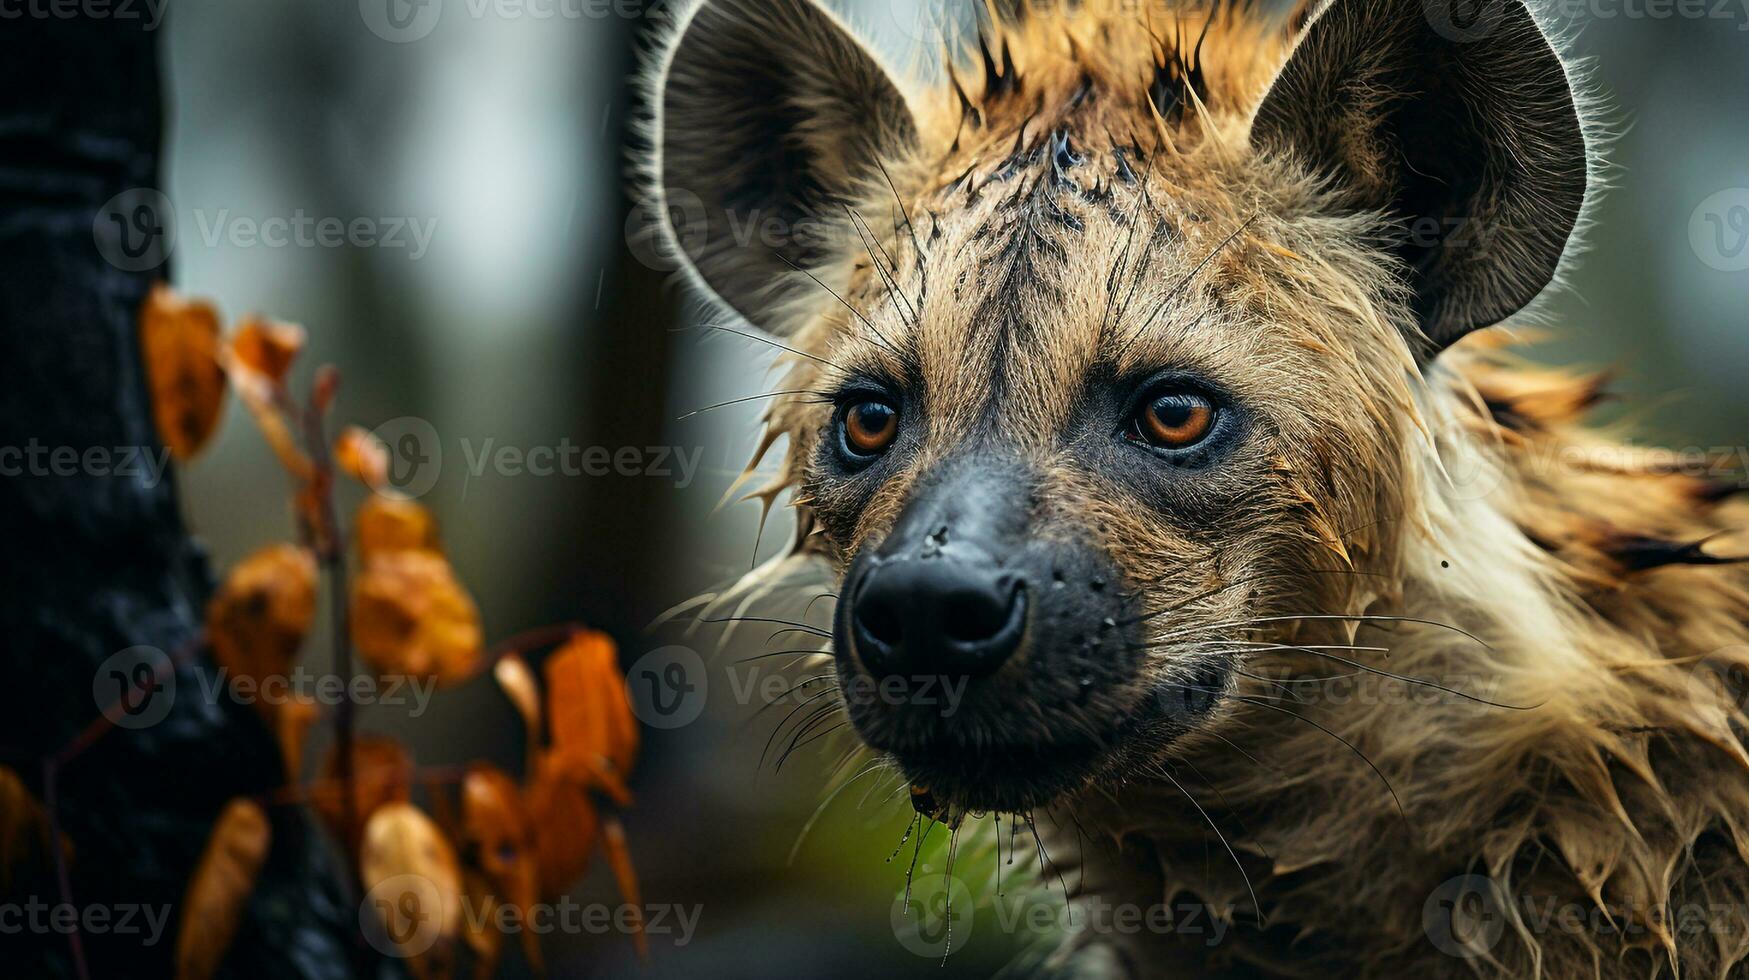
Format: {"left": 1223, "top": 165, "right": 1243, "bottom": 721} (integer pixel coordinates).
{"left": 703, "top": 615, "right": 830, "bottom": 637}
{"left": 993, "top": 812, "right": 1004, "bottom": 896}
{"left": 788, "top": 760, "right": 890, "bottom": 866}
{"left": 1118, "top": 212, "right": 1259, "bottom": 362}
{"left": 941, "top": 821, "right": 961, "bottom": 964}
{"left": 1157, "top": 763, "right": 1264, "bottom": 925}
{"left": 845, "top": 205, "right": 920, "bottom": 328}
{"left": 1231, "top": 693, "right": 1410, "bottom": 828}
{"left": 1257, "top": 645, "right": 1533, "bottom": 710}
{"left": 874, "top": 157, "right": 928, "bottom": 309}
{"left": 1024, "top": 813, "right": 1072, "bottom": 916}
{"left": 690, "top": 321, "right": 841, "bottom": 369}
{"left": 1101, "top": 132, "right": 1164, "bottom": 338}
{"left": 1118, "top": 575, "right": 1260, "bottom": 626}
{"left": 771, "top": 704, "right": 840, "bottom": 770}
{"left": 734, "top": 648, "right": 831, "bottom": 666}
{"left": 1199, "top": 728, "right": 1279, "bottom": 776}
{"left": 763, "top": 627, "right": 836, "bottom": 647}
{"left": 769, "top": 249, "right": 903, "bottom": 357}
{"left": 1120, "top": 566, "right": 1388, "bottom": 599}
{"left": 1228, "top": 667, "right": 1310, "bottom": 703}
{"left": 887, "top": 812, "right": 919, "bottom": 864}
{"left": 1149, "top": 613, "right": 1491, "bottom": 650}
{"left": 756, "top": 691, "right": 839, "bottom": 767}
{"left": 777, "top": 720, "right": 849, "bottom": 772}
{"left": 677, "top": 389, "right": 832, "bottom": 420}
{"left": 904, "top": 818, "right": 938, "bottom": 912}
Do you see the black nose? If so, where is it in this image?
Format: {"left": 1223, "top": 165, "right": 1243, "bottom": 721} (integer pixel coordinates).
{"left": 851, "top": 560, "right": 1026, "bottom": 680}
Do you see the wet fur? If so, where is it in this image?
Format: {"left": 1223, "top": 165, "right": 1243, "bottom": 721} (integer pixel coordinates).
{"left": 641, "top": 1, "right": 1749, "bottom": 976}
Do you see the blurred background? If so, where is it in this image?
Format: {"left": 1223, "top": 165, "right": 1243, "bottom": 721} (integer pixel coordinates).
{"left": 156, "top": 0, "right": 1747, "bottom": 976}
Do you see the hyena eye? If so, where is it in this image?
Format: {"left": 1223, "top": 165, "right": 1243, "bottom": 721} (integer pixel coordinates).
{"left": 839, "top": 399, "right": 899, "bottom": 460}
{"left": 1127, "top": 389, "right": 1217, "bottom": 452}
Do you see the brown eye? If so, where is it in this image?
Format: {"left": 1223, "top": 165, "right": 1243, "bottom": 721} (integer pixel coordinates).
{"left": 1132, "top": 391, "right": 1216, "bottom": 450}
{"left": 842, "top": 400, "right": 898, "bottom": 457}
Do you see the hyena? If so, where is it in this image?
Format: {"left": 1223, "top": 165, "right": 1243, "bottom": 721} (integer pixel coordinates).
{"left": 644, "top": 0, "right": 1749, "bottom": 975}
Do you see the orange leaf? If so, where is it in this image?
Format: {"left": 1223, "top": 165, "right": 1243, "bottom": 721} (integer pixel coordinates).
{"left": 352, "top": 550, "right": 482, "bottom": 687}
{"left": 311, "top": 735, "right": 413, "bottom": 857}
{"left": 544, "top": 630, "right": 638, "bottom": 790}
{"left": 205, "top": 544, "right": 318, "bottom": 710}
{"left": 460, "top": 869, "right": 505, "bottom": 980}
{"left": 311, "top": 364, "right": 340, "bottom": 415}
{"left": 140, "top": 283, "right": 227, "bottom": 459}
{"left": 525, "top": 752, "right": 599, "bottom": 901}
{"left": 0, "top": 766, "right": 52, "bottom": 892}
{"left": 354, "top": 494, "right": 440, "bottom": 558}
{"left": 335, "top": 426, "right": 391, "bottom": 491}
{"left": 218, "top": 324, "right": 312, "bottom": 481}
{"left": 460, "top": 765, "right": 543, "bottom": 974}
{"left": 228, "top": 314, "right": 305, "bottom": 384}
{"left": 272, "top": 695, "right": 320, "bottom": 783}
{"left": 601, "top": 815, "right": 647, "bottom": 964}
{"left": 359, "top": 802, "right": 462, "bottom": 980}
{"left": 175, "top": 799, "right": 271, "bottom": 980}
{"left": 244, "top": 393, "right": 315, "bottom": 482}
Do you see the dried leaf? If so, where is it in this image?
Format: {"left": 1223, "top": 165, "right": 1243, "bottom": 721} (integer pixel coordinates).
{"left": 311, "top": 364, "right": 340, "bottom": 414}
{"left": 355, "top": 495, "right": 440, "bottom": 558}
{"left": 273, "top": 695, "right": 320, "bottom": 783}
{"left": 205, "top": 544, "right": 318, "bottom": 706}
{"left": 461, "top": 765, "right": 543, "bottom": 974}
{"left": 140, "top": 283, "right": 226, "bottom": 459}
{"left": 0, "top": 766, "right": 51, "bottom": 891}
{"left": 601, "top": 815, "right": 647, "bottom": 963}
{"left": 460, "top": 869, "right": 504, "bottom": 980}
{"left": 244, "top": 393, "right": 315, "bottom": 481}
{"left": 175, "top": 799, "right": 271, "bottom": 980}
{"left": 219, "top": 323, "right": 312, "bottom": 481}
{"left": 526, "top": 752, "right": 599, "bottom": 900}
{"left": 352, "top": 550, "right": 482, "bottom": 687}
{"left": 544, "top": 630, "right": 638, "bottom": 796}
{"left": 311, "top": 735, "right": 413, "bottom": 856}
{"left": 228, "top": 314, "right": 305, "bottom": 383}
{"left": 336, "top": 426, "right": 391, "bottom": 490}
{"left": 360, "top": 802, "right": 462, "bottom": 980}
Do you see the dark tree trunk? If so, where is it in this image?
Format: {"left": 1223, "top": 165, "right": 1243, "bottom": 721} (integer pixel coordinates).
{"left": 0, "top": 17, "right": 392, "bottom": 980}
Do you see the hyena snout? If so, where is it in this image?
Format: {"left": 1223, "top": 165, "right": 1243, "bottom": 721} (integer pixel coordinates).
{"left": 834, "top": 458, "right": 1154, "bottom": 811}
{"left": 850, "top": 557, "right": 1027, "bottom": 682}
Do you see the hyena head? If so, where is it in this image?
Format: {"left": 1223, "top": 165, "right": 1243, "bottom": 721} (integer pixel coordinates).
{"left": 650, "top": 0, "right": 1585, "bottom": 814}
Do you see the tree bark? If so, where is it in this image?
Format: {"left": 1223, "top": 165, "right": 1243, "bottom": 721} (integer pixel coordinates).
{"left": 0, "top": 16, "right": 394, "bottom": 980}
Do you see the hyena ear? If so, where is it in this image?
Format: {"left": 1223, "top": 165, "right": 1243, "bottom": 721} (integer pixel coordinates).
{"left": 1250, "top": 0, "right": 1586, "bottom": 353}
{"left": 653, "top": 0, "right": 917, "bottom": 335}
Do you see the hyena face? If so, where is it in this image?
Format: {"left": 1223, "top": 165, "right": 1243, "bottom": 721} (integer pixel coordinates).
{"left": 651, "top": 0, "right": 1585, "bottom": 813}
